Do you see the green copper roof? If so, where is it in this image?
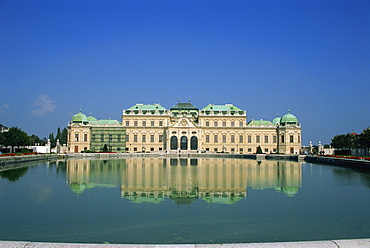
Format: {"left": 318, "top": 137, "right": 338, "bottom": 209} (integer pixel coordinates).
{"left": 272, "top": 115, "right": 281, "bottom": 125}
{"left": 87, "top": 113, "right": 97, "bottom": 122}
{"left": 127, "top": 104, "right": 167, "bottom": 111}
{"left": 202, "top": 104, "right": 242, "bottom": 112}
{"left": 247, "top": 119, "right": 273, "bottom": 126}
{"left": 71, "top": 110, "right": 88, "bottom": 123}
{"left": 280, "top": 111, "right": 298, "bottom": 125}
{"left": 90, "top": 119, "right": 121, "bottom": 125}
{"left": 170, "top": 102, "right": 199, "bottom": 111}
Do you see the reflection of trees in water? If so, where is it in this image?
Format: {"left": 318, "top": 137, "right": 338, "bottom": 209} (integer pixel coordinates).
{"left": 332, "top": 168, "right": 370, "bottom": 188}
{"left": 48, "top": 160, "right": 67, "bottom": 177}
{"left": 0, "top": 166, "right": 29, "bottom": 182}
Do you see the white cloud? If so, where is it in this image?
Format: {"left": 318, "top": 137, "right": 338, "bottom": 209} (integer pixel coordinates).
{"left": 31, "top": 94, "right": 57, "bottom": 117}
{"left": 1, "top": 103, "right": 10, "bottom": 113}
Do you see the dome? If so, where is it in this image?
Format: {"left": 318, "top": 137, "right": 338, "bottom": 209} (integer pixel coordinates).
{"left": 71, "top": 110, "right": 88, "bottom": 123}
{"left": 272, "top": 115, "right": 281, "bottom": 125}
{"left": 280, "top": 111, "right": 298, "bottom": 125}
{"left": 87, "top": 113, "right": 97, "bottom": 122}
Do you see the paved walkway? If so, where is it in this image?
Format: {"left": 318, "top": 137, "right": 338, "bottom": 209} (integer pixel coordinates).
{"left": 1, "top": 239, "right": 370, "bottom": 248}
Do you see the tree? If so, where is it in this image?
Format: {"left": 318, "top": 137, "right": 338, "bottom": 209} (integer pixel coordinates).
{"left": 28, "top": 134, "right": 45, "bottom": 146}
{"left": 256, "top": 145, "right": 263, "bottom": 154}
{"left": 102, "top": 144, "right": 108, "bottom": 152}
{"left": 49, "top": 132, "right": 56, "bottom": 148}
{"left": 331, "top": 133, "right": 355, "bottom": 149}
{"left": 358, "top": 128, "right": 370, "bottom": 148}
{"left": 0, "top": 127, "right": 29, "bottom": 152}
{"left": 47, "top": 127, "right": 68, "bottom": 147}
{"left": 60, "top": 128, "right": 68, "bottom": 145}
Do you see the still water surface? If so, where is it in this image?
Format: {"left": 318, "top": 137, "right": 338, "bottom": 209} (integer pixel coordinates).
{"left": 1, "top": 158, "right": 370, "bottom": 244}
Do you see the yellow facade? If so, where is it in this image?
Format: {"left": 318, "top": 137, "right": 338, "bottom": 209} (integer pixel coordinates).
{"left": 122, "top": 102, "right": 302, "bottom": 154}
{"left": 68, "top": 102, "right": 302, "bottom": 154}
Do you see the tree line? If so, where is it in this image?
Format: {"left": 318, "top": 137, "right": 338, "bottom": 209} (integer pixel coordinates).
{"left": 0, "top": 126, "right": 68, "bottom": 152}
{"left": 331, "top": 127, "right": 370, "bottom": 150}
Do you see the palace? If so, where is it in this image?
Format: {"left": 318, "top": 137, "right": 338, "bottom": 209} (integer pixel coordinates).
{"left": 68, "top": 101, "right": 301, "bottom": 154}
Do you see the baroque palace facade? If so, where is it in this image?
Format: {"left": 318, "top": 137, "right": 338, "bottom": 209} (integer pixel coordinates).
{"left": 68, "top": 101, "right": 302, "bottom": 154}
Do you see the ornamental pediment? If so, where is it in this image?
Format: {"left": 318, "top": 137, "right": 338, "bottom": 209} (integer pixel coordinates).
{"left": 172, "top": 118, "right": 197, "bottom": 128}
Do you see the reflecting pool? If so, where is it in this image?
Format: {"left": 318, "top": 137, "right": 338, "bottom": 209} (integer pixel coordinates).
{"left": 1, "top": 158, "right": 370, "bottom": 244}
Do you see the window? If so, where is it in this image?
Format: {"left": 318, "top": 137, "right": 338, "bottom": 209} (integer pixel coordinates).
{"left": 75, "top": 134, "right": 79, "bottom": 141}
{"left": 273, "top": 135, "right": 277, "bottom": 143}
{"left": 214, "top": 135, "right": 218, "bottom": 143}
{"left": 126, "top": 134, "right": 129, "bottom": 142}
{"left": 273, "top": 148, "right": 277, "bottom": 153}
{"left": 150, "top": 148, "right": 154, "bottom": 151}
{"left": 84, "top": 147, "right": 87, "bottom": 151}
{"left": 126, "top": 121, "right": 129, "bottom": 126}
{"left": 231, "top": 148, "right": 235, "bottom": 152}
{"left": 231, "top": 135, "right": 235, "bottom": 143}
{"left": 142, "top": 135, "right": 146, "bottom": 143}
{"left": 100, "top": 134, "right": 104, "bottom": 142}
{"left": 223, "top": 121, "right": 226, "bottom": 127}
{"left": 133, "top": 147, "right": 137, "bottom": 151}
{"left": 214, "top": 148, "right": 218, "bottom": 152}
{"left": 159, "top": 135, "right": 163, "bottom": 143}
{"left": 134, "top": 121, "right": 138, "bottom": 126}
{"left": 151, "top": 121, "right": 154, "bottom": 126}
{"left": 214, "top": 121, "right": 218, "bottom": 127}
{"left": 231, "top": 121, "right": 235, "bottom": 127}
{"left": 265, "top": 148, "right": 269, "bottom": 153}
{"left": 206, "top": 135, "right": 210, "bottom": 143}
{"left": 264, "top": 135, "right": 268, "bottom": 143}
{"left": 281, "top": 135, "right": 285, "bottom": 143}
{"left": 84, "top": 134, "right": 88, "bottom": 142}
{"left": 290, "top": 135, "right": 294, "bottom": 143}
{"left": 159, "top": 121, "right": 163, "bottom": 126}
{"left": 222, "top": 135, "right": 227, "bottom": 143}
{"left": 117, "top": 134, "right": 121, "bottom": 142}
{"left": 298, "top": 135, "right": 301, "bottom": 143}
{"left": 133, "top": 134, "right": 138, "bottom": 142}
{"left": 248, "top": 135, "right": 251, "bottom": 143}
{"left": 142, "top": 121, "right": 146, "bottom": 126}
{"left": 248, "top": 148, "right": 252, "bottom": 152}
{"left": 92, "top": 134, "right": 95, "bottom": 141}
{"left": 239, "top": 121, "right": 243, "bottom": 127}
{"left": 150, "top": 135, "right": 154, "bottom": 142}
{"left": 239, "top": 135, "right": 243, "bottom": 143}
{"left": 109, "top": 134, "right": 112, "bottom": 142}
{"left": 239, "top": 148, "right": 243, "bottom": 153}
{"left": 206, "top": 121, "right": 209, "bottom": 127}
{"left": 256, "top": 135, "right": 260, "bottom": 143}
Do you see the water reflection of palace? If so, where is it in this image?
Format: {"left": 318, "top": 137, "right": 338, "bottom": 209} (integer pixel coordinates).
{"left": 66, "top": 158, "right": 302, "bottom": 204}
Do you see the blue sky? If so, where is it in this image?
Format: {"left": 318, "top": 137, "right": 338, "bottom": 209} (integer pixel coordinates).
{"left": 1, "top": 0, "right": 369, "bottom": 145}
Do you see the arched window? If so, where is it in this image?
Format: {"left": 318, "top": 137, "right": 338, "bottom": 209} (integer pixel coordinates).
{"left": 170, "top": 136, "right": 178, "bottom": 150}
{"left": 180, "top": 136, "right": 188, "bottom": 150}
{"left": 190, "top": 136, "right": 198, "bottom": 150}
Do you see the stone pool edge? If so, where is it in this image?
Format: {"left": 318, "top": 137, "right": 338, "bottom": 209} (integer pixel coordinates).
{"left": 1, "top": 239, "right": 370, "bottom": 248}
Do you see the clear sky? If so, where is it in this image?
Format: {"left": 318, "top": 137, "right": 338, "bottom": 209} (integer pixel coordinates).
{"left": 1, "top": 0, "right": 369, "bottom": 145}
